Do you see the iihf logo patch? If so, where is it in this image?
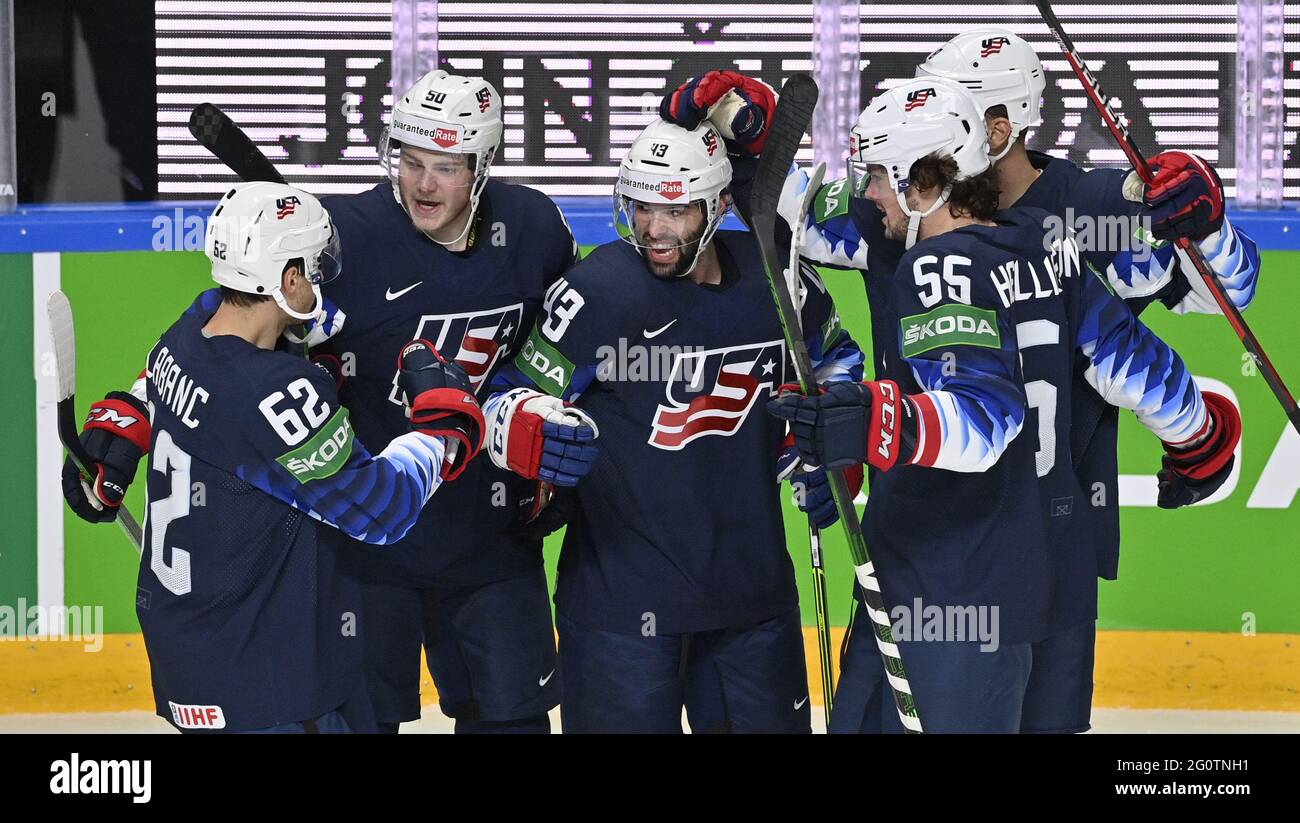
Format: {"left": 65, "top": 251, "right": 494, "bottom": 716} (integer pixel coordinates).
{"left": 649, "top": 340, "right": 786, "bottom": 450}
{"left": 904, "top": 88, "right": 936, "bottom": 112}
{"left": 476, "top": 87, "right": 492, "bottom": 113}
{"left": 388, "top": 303, "right": 525, "bottom": 404}
{"left": 701, "top": 129, "right": 719, "bottom": 157}
{"left": 275, "top": 196, "right": 300, "bottom": 219}
{"left": 980, "top": 37, "right": 1011, "bottom": 58}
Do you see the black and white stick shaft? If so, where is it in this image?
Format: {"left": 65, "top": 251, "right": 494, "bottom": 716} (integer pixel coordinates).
{"left": 47, "top": 291, "right": 144, "bottom": 554}
{"left": 1035, "top": 1, "right": 1299, "bottom": 434}
{"left": 750, "top": 74, "right": 921, "bottom": 732}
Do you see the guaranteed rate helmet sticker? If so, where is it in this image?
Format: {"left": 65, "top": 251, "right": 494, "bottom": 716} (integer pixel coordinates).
{"left": 617, "top": 169, "right": 691, "bottom": 204}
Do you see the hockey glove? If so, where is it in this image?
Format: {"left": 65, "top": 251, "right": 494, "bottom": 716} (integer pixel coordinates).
{"left": 768, "top": 380, "right": 918, "bottom": 472}
{"left": 779, "top": 437, "right": 863, "bottom": 529}
{"left": 659, "top": 70, "right": 777, "bottom": 155}
{"left": 311, "top": 352, "right": 345, "bottom": 391}
{"left": 1143, "top": 151, "right": 1225, "bottom": 243}
{"left": 61, "top": 391, "right": 151, "bottom": 523}
{"left": 1157, "top": 391, "right": 1240, "bottom": 509}
{"left": 396, "top": 339, "right": 485, "bottom": 482}
{"left": 487, "top": 388, "right": 600, "bottom": 487}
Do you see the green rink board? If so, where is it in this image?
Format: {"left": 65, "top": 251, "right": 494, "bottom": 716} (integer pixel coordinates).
{"left": 53, "top": 249, "right": 1300, "bottom": 633}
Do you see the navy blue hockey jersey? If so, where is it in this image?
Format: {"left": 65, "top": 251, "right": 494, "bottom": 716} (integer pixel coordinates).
{"left": 782, "top": 160, "right": 1254, "bottom": 632}
{"left": 137, "top": 304, "right": 445, "bottom": 732}
{"left": 315, "top": 180, "right": 578, "bottom": 587}
{"left": 864, "top": 210, "right": 1206, "bottom": 643}
{"left": 1014, "top": 151, "right": 1258, "bottom": 581}
{"left": 488, "top": 230, "right": 864, "bottom": 635}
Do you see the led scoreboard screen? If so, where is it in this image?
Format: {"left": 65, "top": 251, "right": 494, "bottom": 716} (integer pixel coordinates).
{"left": 156, "top": 1, "right": 1277, "bottom": 199}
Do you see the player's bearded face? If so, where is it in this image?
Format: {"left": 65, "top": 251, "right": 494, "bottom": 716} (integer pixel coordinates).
{"left": 864, "top": 166, "right": 911, "bottom": 242}
{"left": 397, "top": 146, "right": 475, "bottom": 237}
{"left": 632, "top": 201, "right": 708, "bottom": 278}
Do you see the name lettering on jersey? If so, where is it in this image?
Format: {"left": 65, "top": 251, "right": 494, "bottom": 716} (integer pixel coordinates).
{"left": 649, "top": 340, "right": 786, "bottom": 450}
{"left": 168, "top": 701, "right": 227, "bottom": 731}
{"left": 388, "top": 303, "right": 525, "bottom": 405}
{"left": 988, "top": 236, "right": 1081, "bottom": 309}
{"left": 516, "top": 327, "right": 575, "bottom": 397}
{"left": 900, "top": 304, "right": 1001, "bottom": 358}
{"left": 277, "top": 408, "right": 355, "bottom": 482}
{"left": 148, "top": 346, "right": 210, "bottom": 429}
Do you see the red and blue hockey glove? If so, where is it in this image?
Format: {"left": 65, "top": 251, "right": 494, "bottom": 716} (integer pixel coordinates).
{"left": 1143, "top": 151, "right": 1225, "bottom": 243}
{"left": 487, "top": 388, "right": 600, "bottom": 487}
{"left": 777, "top": 435, "right": 862, "bottom": 529}
{"left": 396, "top": 339, "right": 485, "bottom": 482}
{"left": 768, "top": 380, "right": 918, "bottom": 472}
{"left": 659, "top": 70, "right": 777, "bottom": 155}
{"left": 1157, "top": 391, "right": 1240, "bottom": 509}
{"left": 61, "top": 391, "right": 151, "bottom": 523}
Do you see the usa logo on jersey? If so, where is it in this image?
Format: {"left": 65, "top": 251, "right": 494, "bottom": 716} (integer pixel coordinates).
{"left": 387, "top": 303, "right": 525, "bottom": 404}
{"left": 649, "top": 340, "right": 785, "bottom": 450}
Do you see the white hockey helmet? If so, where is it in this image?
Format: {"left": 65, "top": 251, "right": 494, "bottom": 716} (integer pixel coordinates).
{"left": 205, "top": 182, "right": 340, "bottom": 322}
{"left": 916, "top": 28, "right": 1046, "bottom": 161}
{"left": 849, "top": 78, "right": 991, "bottom": 248}
{"left": 379, "top": 70, "right": 504, "bottom": 246}
{"left": 614, "top": 119, "right": 732, "bottom": 276}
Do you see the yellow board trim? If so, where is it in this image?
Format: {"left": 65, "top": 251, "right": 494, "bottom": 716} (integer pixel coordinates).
{"left": 1, "top": 629, "right": 1296, "bottom": 715}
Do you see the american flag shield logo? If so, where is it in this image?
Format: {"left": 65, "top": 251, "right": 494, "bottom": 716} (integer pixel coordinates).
{"left": 649, "top": 340, "right": 786, "bottom": 450}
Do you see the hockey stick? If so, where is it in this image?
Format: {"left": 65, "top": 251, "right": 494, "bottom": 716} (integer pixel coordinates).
{"left": 750, "top": 74, "right": 922, "bottom": 733}
{"left": 188, "top": 103, "right": 287, "bottom": 184}
{"left": 47, "top": 291, "right": 144, "bottom": 555}
{"left": 1035, "top": 1, "right": 1300, "bottom": 434}
{"left": 784, "top": 162, "right": 836, "bottom": 724}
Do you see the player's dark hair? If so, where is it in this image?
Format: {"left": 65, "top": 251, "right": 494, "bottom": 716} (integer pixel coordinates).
{"left": 909, "top": 152, "right": 1001, "bottom": 222}
{"left": 218, "top": 258, "right": 304, "bottom": 308}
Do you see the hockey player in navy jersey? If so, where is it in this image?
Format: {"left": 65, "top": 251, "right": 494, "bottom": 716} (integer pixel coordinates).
{"left": 767, "top": 79, "right": 1239, "bottom": 732}
{"left": 302, "top": 70, "right": 585, "bottom": 734}
{"left": 72, "top": 183, "right": 485, "bottom": 733}
{"left": 485, "top": 119, "right": 865, "bottom": 733}
{"left": 912, "top": 30, "right": 1259, "bottom": 732}
{"left": 662, "top": 46, "right": 1257, "bottom": 733}
{"left": 63, "top": 70, "right": 584, "bottom": 734}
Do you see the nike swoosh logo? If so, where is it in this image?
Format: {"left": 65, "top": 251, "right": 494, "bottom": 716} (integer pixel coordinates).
{"left": 539, "top": 669, "right": 556, "bottom": 687}
{"left": 386, "top": 281, "right": 423, "bottom": 301}
{"left": 794, "top": 696, "right": 808, "bottom": 710}
{"left": 643, "top": 319, "right": 677, "bottom": 339}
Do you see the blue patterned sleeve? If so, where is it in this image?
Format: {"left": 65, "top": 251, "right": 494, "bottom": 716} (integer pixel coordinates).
{"left": 235, "top": 363, "right": 445, "bottom": 545}
{"left": 1076, "top": 267, "right": 1207, "bottom": 444}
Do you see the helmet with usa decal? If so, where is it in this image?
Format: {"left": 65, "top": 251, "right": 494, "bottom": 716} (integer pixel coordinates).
{"left": 613, "top": 119, "right": 733, "bottom": 277}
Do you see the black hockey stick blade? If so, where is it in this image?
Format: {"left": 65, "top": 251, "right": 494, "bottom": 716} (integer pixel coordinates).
{"left": 47, "top": 291, "right": 144, "bottom": 554}
{"left": 189, "top": 103, "right": 286, "bottom": 184}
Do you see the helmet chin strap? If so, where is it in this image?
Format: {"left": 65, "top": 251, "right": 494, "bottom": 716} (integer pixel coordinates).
{"left": 897, "top": 185, "right": 953, "bottom": 249}
{"left": 989, "top": 128, "right": 1022, "bottom": 164}
{"left": 424, "top": 168, "right": 489, "bottom": 248}
{"left": 273, "top": 283, "right": 324, "bottom": 323}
